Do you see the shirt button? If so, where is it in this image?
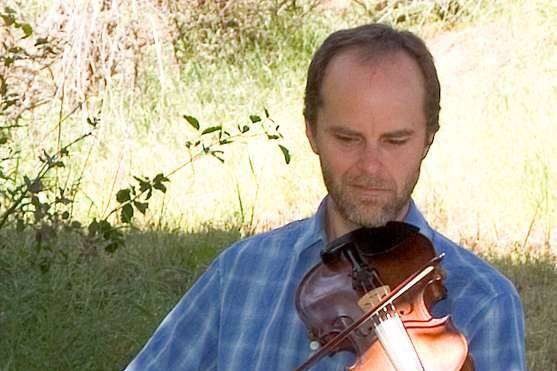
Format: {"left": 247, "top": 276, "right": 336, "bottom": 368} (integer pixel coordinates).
{"left": 309, "top": 341, "right": 320, "bottom": 350}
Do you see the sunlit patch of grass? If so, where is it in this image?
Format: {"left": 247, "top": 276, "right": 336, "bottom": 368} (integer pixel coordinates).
{"left": 414, "top": 0, "right": 557, "bottom": 253}
{"left": 10, "top": 0, "right": 553, "bottom": 253}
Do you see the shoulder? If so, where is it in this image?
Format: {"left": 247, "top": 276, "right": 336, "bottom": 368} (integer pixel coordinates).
{"left": 429, "top": 231, "right": 524, "bottom": 352}
{"left": 213, "top": 216, "right": 319, "bottom": 272}
{"left": 431, "top": 232, "right": 520, "bottom": 304}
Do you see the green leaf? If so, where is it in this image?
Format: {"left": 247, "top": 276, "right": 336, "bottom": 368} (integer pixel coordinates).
{"left": 105, "top": 240, "right": 124, "bottom": 253}
{"left": 279, "top": 144, "right": 291, "bottom": 165}
{"left": 0, "top": 13, "right": 15, "bottom": 27}
{"left": 20, "top": 23, "right": 32, "bottom": 38}
{"left": 8, "top": 46, "right": 23, "bottom": 54}
{"left": 116, "top": 188, "right": 131, "bottom": 203}
{"left": 211, "top": 150, "right": 225, "bottom": 163}
{"left": 34, "top": 37, "right": 48, "bottom": 46}
{"left": 249, "top": 115, "right": 261, "bottom": 123}
{"left": 264, "top": 107, "right": 270, "bottom": 118}
{"left": 61, "top": 211, "right": 70, "bottom": 220}
{"left": 29, "top": 179, "right": 42, "bottom": 193}
{"left": 31, "top": 195, "right": 40, "bottom": 207}
{"left": 133, "top": 201, "right": 148, "bottom": 214}
{"left": 138, "top": 179, "right": 151, "bottom": 193}
{"left": 88, "top": 219, "right": 99, "bottom": 235}
{"left": 99, "top": 220, "right": 112, "bottom": 234}
{"left": 152, "top": 173, "right": 169, "bottom": 193}
{"left": 4, "top": 56, "right": 14, "bottom": 67}
{"left": 153, "top": 173, "right": 169, "bottom": 183}
{"left": 201, "top": 126, "right": 222, "bottom": 135}
{"left": 153, "top": 182, "right": 166, "bottom": 193}
{"left": 121, "top": 203, "right": 134, "bottom": 223}
{"left": 267, "top": 135, "right": 280, "bottom": 140}
{"left": 183, "top": 115, "right": 200, "bottom": 130}
{"left": 0, "top": 74, "right": 6, "bottom": 95}
{"left": 87, "top": 117, "right": 99, "bottom": 127}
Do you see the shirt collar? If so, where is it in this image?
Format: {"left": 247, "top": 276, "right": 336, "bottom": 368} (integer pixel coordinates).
{"left": 403, "top": 199, "right": 434, "bottom": 241}
{"left": 293, "top": 197, "right": 328, "bottom": 257}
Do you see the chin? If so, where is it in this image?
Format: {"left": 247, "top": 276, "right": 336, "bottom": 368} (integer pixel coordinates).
{"left": 345, "top": 206, "right": 392, "bottom": 228}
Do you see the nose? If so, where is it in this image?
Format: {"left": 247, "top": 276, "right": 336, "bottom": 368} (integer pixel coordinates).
{"left": 357, "top": 142, "right": 384, "bottom": 174}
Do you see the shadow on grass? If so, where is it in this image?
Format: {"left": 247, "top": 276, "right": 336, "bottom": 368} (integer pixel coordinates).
{"left": 0, "top": 228, "right": 555, "bottom": 370}
{"left": 0, "top": 227, "right": 240, "bottom": 371}
{"left": 489, "top": 255, "right": 557, "bottom": 370}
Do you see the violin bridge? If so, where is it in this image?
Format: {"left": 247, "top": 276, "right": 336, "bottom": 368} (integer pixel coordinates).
{"left": 358, "top": 285, "right": 390, "bottom": 312}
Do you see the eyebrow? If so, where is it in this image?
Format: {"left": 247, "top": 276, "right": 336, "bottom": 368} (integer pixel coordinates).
{"left": 325, "top": 126, "right": 359, "bottom": 135}
{"left": 325, "top": 126, "right": 415, "bottom": 138}
{"left": 382, "top": 129, "right": 415, "bottom": 138}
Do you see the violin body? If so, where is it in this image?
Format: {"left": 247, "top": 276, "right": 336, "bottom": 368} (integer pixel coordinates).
{"left": 351, "top": 316, "right": 472, "bottom": 371}
{"left": 295, "top": 222, "right": 474, "bottom": 371}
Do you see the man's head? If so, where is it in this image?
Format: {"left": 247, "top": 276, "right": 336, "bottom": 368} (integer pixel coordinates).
{"left": 304, "top": 24, "right": 440, "bottom": 235}
{"left": 304, "top": 23, "right": 440, "bottom": 136}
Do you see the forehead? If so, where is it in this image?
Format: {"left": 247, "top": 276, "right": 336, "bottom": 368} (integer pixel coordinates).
{"left": 322, "top": 49, "right": 425, "bottom": 99}
{"left": 317, "top": 50, "right": 426, "bottom": 128}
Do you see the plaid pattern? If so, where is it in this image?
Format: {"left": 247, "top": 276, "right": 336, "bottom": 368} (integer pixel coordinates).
{"left": 126, "top": 198, "right": 526, "bottom": 371}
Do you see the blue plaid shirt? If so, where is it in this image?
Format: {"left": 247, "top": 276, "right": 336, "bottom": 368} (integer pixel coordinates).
{"left": 126, "top": 198, "right": 526, "bottom": 370}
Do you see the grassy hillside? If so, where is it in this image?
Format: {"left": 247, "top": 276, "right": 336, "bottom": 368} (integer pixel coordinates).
{"left": 3, "top": 0, "right": 555, "bottom": 249}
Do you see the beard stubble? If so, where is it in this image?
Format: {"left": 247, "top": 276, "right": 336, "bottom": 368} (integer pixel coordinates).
{"left": 321, "top": 160, "right": 420, "bottom": 228}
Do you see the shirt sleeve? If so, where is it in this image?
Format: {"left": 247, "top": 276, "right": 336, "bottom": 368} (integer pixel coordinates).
{"left": 466, "top": 291, "right": 526, "bottom": 371}
{"left": 125, "top": 259, "right": 222, "bottom": 371}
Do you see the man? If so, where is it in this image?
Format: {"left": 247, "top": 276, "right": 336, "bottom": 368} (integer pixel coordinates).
{"left": 126, "top": 24, "right": 525, "bottom": 370}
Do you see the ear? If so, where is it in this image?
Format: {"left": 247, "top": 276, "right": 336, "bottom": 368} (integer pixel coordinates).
{"left": 421, "top": 132, "right": 436, "bottom": 159}
{"left": 305, "top": 120, "right": 319, "bottom": 155}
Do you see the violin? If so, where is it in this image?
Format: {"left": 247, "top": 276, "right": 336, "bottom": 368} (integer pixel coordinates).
{"left": 294, "top": 222, "right": 474, "bottom": 371}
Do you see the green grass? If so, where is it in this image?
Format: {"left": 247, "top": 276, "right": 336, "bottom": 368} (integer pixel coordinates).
{"left": 0, "top": 229, "right": 555, "bottom": 370}
{"left": 0, "top": 229, "right": 240, "bottom": 370}
{"left": 489, "top": 253, "right": 557, "bottom": 369}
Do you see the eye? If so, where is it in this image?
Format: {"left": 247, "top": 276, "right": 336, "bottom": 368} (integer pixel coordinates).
{"left": 385, "top": 137, "right": 409, "bottom": 146}
{"left": 336, "top": 134, "right": 359, "bottom": 143}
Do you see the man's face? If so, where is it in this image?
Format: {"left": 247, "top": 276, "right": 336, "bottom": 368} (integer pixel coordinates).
{"left": 306, "top": 51, "right": 432, "bottom": 233}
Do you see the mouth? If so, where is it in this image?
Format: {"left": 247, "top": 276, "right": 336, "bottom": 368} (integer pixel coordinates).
{"left": 351, "top": 185, "right": 391, "bottom": 196}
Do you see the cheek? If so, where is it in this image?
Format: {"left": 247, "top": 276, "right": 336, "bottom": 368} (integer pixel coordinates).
{"left": 384, "top": 148, "right": 424, "bottom": 179}
{"left": 321, "top": 146, "right": 359, "bottom": 175}
{"left": 392, "top": 152, "right": 423, "bottom": 182}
